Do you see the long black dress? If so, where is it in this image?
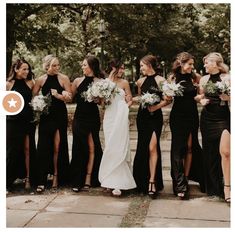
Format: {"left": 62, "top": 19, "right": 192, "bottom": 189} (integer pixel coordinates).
{"left": 70, "top": 76, "right": 103, "bottom": 188}
{"left": 37, "top": 74, "right": 69, "bottom": 186}
{"left": 133, "top": 74, "right": 164, "bottom": 194}
{"left": 169, "top": 73, "right": 205, "bottom": 195}
{"left": 200, "top": 73, "right": 230, "bottom": 197}
{"left": 6, "top": 79, "right": 37, "bottom": 189}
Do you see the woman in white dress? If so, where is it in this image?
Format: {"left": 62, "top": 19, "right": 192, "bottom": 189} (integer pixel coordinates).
{"left": 98, "top": 59, "right": 136, "bottom": 196}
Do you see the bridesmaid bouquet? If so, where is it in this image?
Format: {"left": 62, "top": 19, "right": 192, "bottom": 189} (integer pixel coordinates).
{"left": 82, "top": 79, "right": 119, "bottom": 105}
{"left": 160, "top": 81, "right": 185, "bottom": 97}
{"left": 30, "top": 93, "right": 52, "bottom": 123}
{"left": 215, "top": 80, "right": 230, "bottom": 96}
{"left": 140, "top": 92, "right": 161, "bottom": 109}
{"left": 203, "top": 80, "right": 230, "bottom": 105}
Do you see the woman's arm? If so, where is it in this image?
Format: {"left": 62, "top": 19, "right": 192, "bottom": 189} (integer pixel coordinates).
{"left": 32, "top": 76, "right": 44, "bottom": 96}
{"left": 51, "top": 74, "right": 72, "bottom": 102}
{"left": 123, "top": 80, "right": 133, "bottom": 107}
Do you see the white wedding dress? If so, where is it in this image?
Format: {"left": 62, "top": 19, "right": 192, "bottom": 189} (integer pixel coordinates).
{"left": 98, "top": 87, "right": 136, "bottom": 190}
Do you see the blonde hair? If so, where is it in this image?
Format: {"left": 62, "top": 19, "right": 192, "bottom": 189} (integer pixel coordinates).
{"left": 203, "top": 52, "right": 229, "bottom": 74}
{"left": 42, "top": 54, "right": 58, "bottom": 71}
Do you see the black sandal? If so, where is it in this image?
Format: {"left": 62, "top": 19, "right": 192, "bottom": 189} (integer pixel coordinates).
{"left": 224, "top": 185, "right": 231, "bottom": 204}
{"left": 72, "top": 186, "right": 81, "bottom": 192}
{"left": 25, "top": 177, "right": 31, "bottom": 190}
{"left": 177, "top": 191, "right": 189, "bottom": 200}
{"left": 51, "top": 175, "right": 58, "bottom": 192}
{"left": 83, "top": 173, "right": 91, "bottom": 191}
{"left": 36, "top": 185, "right": 45, "bottom": 193}
{"left": 148, "top": 182, "right": 157, "bottom": 199}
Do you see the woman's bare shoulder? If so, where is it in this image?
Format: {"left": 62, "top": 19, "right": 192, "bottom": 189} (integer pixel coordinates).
{"left": 6, "top": 80, "right": 14, "bottom": 90}
{"left": 73, "top": 76, "right": 85, "bottom": 87}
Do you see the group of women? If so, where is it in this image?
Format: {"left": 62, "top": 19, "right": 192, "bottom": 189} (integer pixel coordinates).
{"left": 6, "top": 52, "right": 230, "bottom": 203}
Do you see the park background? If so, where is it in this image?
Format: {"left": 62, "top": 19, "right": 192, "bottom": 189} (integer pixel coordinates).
{"left": 7, "top": 3, "right": 230, "bottom": 94}
{"left": 4, "top": 2, "right": 233, "bottom": 228}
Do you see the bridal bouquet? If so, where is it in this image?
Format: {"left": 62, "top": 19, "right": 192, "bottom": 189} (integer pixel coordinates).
{"left": 140, "top": 92, "right": 161, "bottom": 109}
{"left": 81, "top": 79, "right": 120, "bottom": 105}
{"left": 160, "top": 81, "right": 185, "bottom": 97}
{"left": 30, "top": 93, "right": 52, "bottom": 123}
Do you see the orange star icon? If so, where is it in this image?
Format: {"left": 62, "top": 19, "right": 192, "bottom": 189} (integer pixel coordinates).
{"left": 2, "top": 92, "right": 24, "bottom": 115}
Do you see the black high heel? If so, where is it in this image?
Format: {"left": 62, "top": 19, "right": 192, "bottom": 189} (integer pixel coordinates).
{"left": 224, "top": 185, "right": 231, "bottom": 204}
{"left": 25, "top": 177, "right": 31, "bottom": 190}
{"left": 83, "top": 173, "right": 91, "bottom": 191}
{"left": 51, "top": 175, "right": 58, "bottom": 192}
{"left": 148, "top": 182, "right": 157, "bottom": 199}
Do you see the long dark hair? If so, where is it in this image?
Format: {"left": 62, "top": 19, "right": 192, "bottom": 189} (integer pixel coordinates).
{"left": 7, "top": 58, "right": 34, "bottom": 81}
{"left": 171, "top": 52, "right": 196, "bottom": 81}
{"left": 106, "top": 58, "right": 123, "bottom": 77}
{"left": 85, "top": 55, "right": 104, "bottom": 78}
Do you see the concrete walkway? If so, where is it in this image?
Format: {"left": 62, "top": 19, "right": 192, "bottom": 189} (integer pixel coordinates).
{"left": 6, "top": 106, "right": 230, "bottom": 228}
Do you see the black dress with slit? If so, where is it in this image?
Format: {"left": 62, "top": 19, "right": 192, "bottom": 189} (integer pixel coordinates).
{"left": 200, "top": 73, "right": 230, "bottom": 197}
{"left": 169, "top": 73, "right": 205, "bottom": 195}
{"left": 133, "top": 74, "right": 164, "bottom": 194}
{"left": 6, "top": 79, "right": 37, "bottom": 189}
{"left": 70, "top": 76, "right": 103, "bottom": 188}
{"left": 36, "top": 74, "right": 69, "bottom": 186}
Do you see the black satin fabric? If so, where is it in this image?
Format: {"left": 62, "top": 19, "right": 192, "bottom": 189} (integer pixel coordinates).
{"left": 70, "top": 76, "right": 103, "bottom": 188}
{"left": 169, "top": 73, "right": 205, "bottom": 195}
{"left": 133, "top": 74, "right": 164, "bottom": 194}
{"left": 200, "top": 73, "right": 230, "bottom": 197}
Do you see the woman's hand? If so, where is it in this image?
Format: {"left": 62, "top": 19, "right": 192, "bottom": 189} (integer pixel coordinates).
{"left": 62, "top": 90, "right": 72, "bottom": 101}
{"left": 94, "top": 97, "right": 104, "bottom": 105}
{"left": 194, "top": 94, "right": 205, "bottom": 102}
{"left": 147, "top": 104, "right": 159, "bottom": 112}
{"left": 51, "top": 89, "right": 59, "bottom": 98}
{"left": 219, "top": 93, "right": 230, "bottom": 101}
{"left": 200, "top": 98, "right": 210, "bottom": 106}
{"left": 163, "top": 95, "right": 173, "bottom": 103}
{"left": 132, "top": 96, "right": 141, "bottom": 103}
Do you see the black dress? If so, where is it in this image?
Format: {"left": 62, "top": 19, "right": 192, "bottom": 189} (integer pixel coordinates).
{"left": 6, "top": 79, "right": 37, "bottom": 189}
{"left": 70, "top": 76, "right": 103, "bottom": 188}
{"left": 200, "top": 73, "right": 230, "bottom": 197}
{"left": 133, "top": 74, "right": 164, "bottom": 194}
{"left": 169, "top": 73, "right": 205, "bottom": 195}
{"left": 36, "top": 74, "right": 69, "bottom": 186}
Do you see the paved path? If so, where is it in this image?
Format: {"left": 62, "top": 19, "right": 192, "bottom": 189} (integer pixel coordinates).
{"left": 6, "top": 106, "right": 230, "bottom": 228}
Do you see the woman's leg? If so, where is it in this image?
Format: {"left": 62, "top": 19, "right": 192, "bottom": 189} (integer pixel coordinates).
{"left": 148, "top": 132, "right": 158, "bottom": 194}
{"left": 52, "top": 129, "right": 60, "bottom": 188}
{"left": 220, "top": 129, "right": 230, "bottom": 202}
{"left": 24, "top": 135, "right": 30, "bottom": 189}
{"left": 184, "top": 133, "right": 192, "bottom": 177}
{"left": 85, "top": 132, "right": 95, "bottom": 187}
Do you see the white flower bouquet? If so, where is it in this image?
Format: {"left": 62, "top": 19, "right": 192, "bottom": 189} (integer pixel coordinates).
{"left": 30, "top": 93, "right": 52, "bottom": 123}
{"left": 203, "top": 80, "right": 230, "bottom": 106}
{"left": 81, "top": 79, "right": 120, "bottom": 106}
{"left": 140, "top": 92, "right": 161, "bottom": 109}
{"left": 215, "top": 80, "right": 230, "bottom": 96}
{"left": 161, "top": 81, "right": 185, "bottom": 97}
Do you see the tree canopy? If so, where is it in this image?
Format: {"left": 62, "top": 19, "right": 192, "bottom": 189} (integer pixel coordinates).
{"left": 6, "top": 3, "right": 230, "bottom": 80}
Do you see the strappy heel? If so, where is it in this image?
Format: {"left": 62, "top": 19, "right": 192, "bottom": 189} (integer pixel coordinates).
{"left": 72, "top": 186, "right": 81, "bottom": 192}
{"left": 36, "top": 185, "right": 45, "bottom": 193}
{"left": 83, "top": 173, "right": 91, "bottom": 191}
{"left": 51, "top": 175, "right": 58, "bottom": 192}
{"left": 25, "top": 177, "right": 31, "bottom": 190}
{"left": 148, "top": 182, "right": 157, "bottom": 199}
{"left": 224, "top": 185, "right": 231, "bottom": 204}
